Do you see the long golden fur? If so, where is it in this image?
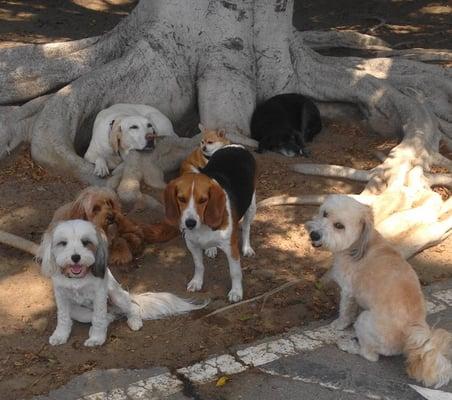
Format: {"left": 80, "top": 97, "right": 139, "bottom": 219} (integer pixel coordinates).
{"left": 53, "top": 186, "right": 178, "bottom": 265}
{"left": 306, "top": 195, "right": 452, "bottom": 388}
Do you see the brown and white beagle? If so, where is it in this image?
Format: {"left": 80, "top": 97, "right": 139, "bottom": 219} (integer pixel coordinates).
{"left": 165, "top": 146, "right": 256, "bottom": 302}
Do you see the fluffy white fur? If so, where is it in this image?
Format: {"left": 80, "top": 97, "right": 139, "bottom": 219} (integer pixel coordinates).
{"left": 85, "top": 103, "right": 176, "bottom": 177}
{"left": 38, "top": 219, "right": 206, "bottom": 347}
{"left": 306, "top": 195, "right": 452, "bottom": 388}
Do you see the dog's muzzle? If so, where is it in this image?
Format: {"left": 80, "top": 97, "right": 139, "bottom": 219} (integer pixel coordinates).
{"left": 185, "top": 218, "right": 197, "bottom": 230}
{"left": 141, "top": 133, "right": 156, "bottom": 151}
{"left": 309, "top": 231, "right": 322, "bottom": 248}
{"left": 64, "top": 260, "right": 90, "bottom": 278}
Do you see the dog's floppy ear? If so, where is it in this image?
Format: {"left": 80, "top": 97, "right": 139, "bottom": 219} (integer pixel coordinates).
{"left": 204, "top": 182, "right": 226, "bottom": 229}
{"left": 164, "top": 180, "right": 180, "bottom": 226}
{"left": 349, "top": 205, "right": 374, "bottom": 261}
{"left": 109, "top": 120, "right": 123, "bottom": 154}
{"left": 37, "top": 226, "right": 58, "bottom": 277}
{"left": 92, "top": 229, "right": 108, "bottom": 278}
{"left": 68, "top": 196, "right": 88, "bottom": 220}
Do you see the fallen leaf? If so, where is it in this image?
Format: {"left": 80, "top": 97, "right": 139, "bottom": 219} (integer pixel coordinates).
{"left": 216, "top": 376, "right": 229, "bottom": 387}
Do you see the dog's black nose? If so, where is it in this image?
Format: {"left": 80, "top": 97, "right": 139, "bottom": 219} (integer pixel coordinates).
{"left": 185, "top": 218, "right": 197, "bottom": 230}
{"left": 71, "top": 254, "right": 81, "bottom": 263}
{"left": 310, "top": 231, "right": 321, "bottom": 241}
{"left": 144, "top": 133, "right": 155, "bottom": 149}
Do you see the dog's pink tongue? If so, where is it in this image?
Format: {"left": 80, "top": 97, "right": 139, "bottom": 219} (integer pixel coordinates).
{"left": 71, "top": 264, "right": 83, "bottom": 274}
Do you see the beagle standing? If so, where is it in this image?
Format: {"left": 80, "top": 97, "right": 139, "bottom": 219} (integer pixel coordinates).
{"left": 165, "top": 146, "right": 256, "bottom": 302}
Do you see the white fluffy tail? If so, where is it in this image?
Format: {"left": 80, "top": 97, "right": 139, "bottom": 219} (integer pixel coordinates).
{"left": 405, "top": 324, "right": 452, "bottom": 388}
{"left": 131, "top": 292, "right": 208, "bottom": 320}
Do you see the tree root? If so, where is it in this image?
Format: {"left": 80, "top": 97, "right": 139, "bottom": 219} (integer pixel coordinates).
{"left": 298, "top": 30, "right": 452, "bottom": 63}
{"left": 298, "top": 30, "right": 390, "bottom": 51}
{"left": 0, "top": 231, "right": 39, "bottom": 256}
{"left": 289, "top": 163, "right": 452, "bottom": 189}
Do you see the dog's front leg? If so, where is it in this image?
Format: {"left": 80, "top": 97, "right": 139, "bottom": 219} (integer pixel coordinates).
{"left": 94, "top": 157, "right": 110, "bottom": 177}
{"left": 186, "top": 240, "right": 205, "bottom": 292}
{"left": 84, "top": 288, "right": 109, "bottom": 347}
{"left": 331, "top": 292, "right": 358, "bottom": 330}
{"left": 49, "top": 290, "right": 73, "bottom": 345}
{"left": 224, "top": 241, "right": 243, "bottom": 302}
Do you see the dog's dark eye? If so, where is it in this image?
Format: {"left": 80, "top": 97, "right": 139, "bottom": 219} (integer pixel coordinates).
{"left": 82, "top": 240, "right": 92, "bottom": 247}
{"left": 198, "top": 197, "right": 207, "bottom": 204}
{"left": 323, "top": 211, "right": 328, "bottom": 218}
{"left": 334, "top": 222, "right": 345, "bottom": 230}
{"left": 207, "top": 141, "right": 213, "bottom": 144}
{"left": 57, "top": 241, "right": 67, "bottom": 247}
{"left": 130, "top": 125, "right": 138, "bottom": 129}
{"left": 177, "top": 196, "right": 187, "bottom": 203}
{"left": 93, "top": 205, "right": 101, "bottom": 213}
{"left": 147, "top": 123, "right": 152, "bottom": 128}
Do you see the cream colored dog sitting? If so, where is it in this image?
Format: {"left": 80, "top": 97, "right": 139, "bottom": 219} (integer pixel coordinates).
{"left": 306, "top": 195, "right": 452, "bottom": 388}
{"left": 85, "top": 103, "right": 176, "bottom": 177}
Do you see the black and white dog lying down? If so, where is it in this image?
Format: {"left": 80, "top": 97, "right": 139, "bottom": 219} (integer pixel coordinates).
{"left": 250, "top": 93, "right": 322, "bottom": 157}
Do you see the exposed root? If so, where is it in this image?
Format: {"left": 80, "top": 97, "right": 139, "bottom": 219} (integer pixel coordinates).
{"left": 366, "top": 16, "right": 387, "bottom": 34}
{"left": 258, "top": 193, "right": 373, "bottom": 208}
{"left": 290, "top": 162, "right": 452, "bottom": 189}
{"left": 292, "top": 163, "right": 372, "bottom": 182}
{"left": 258, "top": 194, "right": 327, "bottom": 208}
{"left": 375, "top": 48, "right": 452, "bottom": 62}
{"left": 298, "top": 30, "right": 390, "bottom": 51}
{"left": 298, "top": 30, "right": 452, "bottom": 63}
{"left": 0, "top": 231, "right": 39, "bottom": 256}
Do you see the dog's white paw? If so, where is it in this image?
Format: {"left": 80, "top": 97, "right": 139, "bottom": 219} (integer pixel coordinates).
{"left": 204, "top": 247, "right": 217, "bottom": 258}
{"left": 127, "top": 315, "right": 143, "bottom": 331}
{"left": 337, "top": 336, "right": 360, "bottom": 354}
{"left": 49, "top": 331, "right": 69, "bottom": 346}
{"left": 330, "top": 318, "right": 351, "bottom": 331}
{"left": 84, "top": 335, "right": 106, "bottom": 347}
{"left": 94, "top": 159, "right": 110, "bottom": 177}
{"left": 228, "top": 287, "right": 243, "bottom": 303}
{"left": 242, "top": 245, "right": 255, "bottom": 257}
{"left": 187, "top": 278, "right": 203, "bottom": 292}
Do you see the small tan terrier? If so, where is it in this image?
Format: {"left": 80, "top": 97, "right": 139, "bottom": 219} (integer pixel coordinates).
{"left": 307, "top": 195, "right": 452, "bottom": 388}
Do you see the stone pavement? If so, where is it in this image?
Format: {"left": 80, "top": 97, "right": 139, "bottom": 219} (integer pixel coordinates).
{"left": 33, "top": 280, "right": 452, "bottom": 400}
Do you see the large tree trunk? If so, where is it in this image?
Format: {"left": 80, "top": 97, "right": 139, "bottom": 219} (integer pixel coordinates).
{"left": 0, "top": 0, "right": 450, "bottom": 257}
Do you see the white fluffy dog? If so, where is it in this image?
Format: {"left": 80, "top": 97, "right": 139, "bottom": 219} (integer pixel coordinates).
{"left": 85, "top": 103, "right": 176, "bottom": 177}
{"left": 38, "top": 219, "right": 206, "bottom": 347}
{"left": 306, "top": 195, "right": 452, "bottom": 388}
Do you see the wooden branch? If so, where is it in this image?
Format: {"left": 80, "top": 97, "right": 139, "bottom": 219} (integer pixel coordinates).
{"left": 202, "top": 280, "right": 302, "bottom": 319}
{"left": 0, "top": 230, "right": 39, "bottom": 256}
{"left": 292, "top": 163, "right": 372, "bottom": 182}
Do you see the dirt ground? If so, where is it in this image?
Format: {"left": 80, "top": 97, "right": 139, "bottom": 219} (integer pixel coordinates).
{"left": 0, "top": 1, "right": 451, "bottom": 399}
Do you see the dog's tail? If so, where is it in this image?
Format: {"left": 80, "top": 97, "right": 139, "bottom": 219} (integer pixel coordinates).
{"left": 131, "top": 292, "right": 209, "bottom": 320}
{"left": 404, "top": 323, "right": 452, "bottom": 388}
{"left": 0, "top": 230, "right": 39, "bottom": 256}
{"left": 140, "top": 222, "right": 179, "bottom": 243}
